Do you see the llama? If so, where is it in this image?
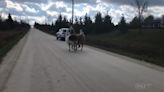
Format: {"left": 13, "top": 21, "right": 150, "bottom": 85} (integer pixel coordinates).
{"left": 65, "top": 28, "right": 85, "bottom": 51}
{"left": 77, "top": 29, "right": 85, "bottom": 51}
{"left": 65, "top": 29, "right": 78, "bottom": 51}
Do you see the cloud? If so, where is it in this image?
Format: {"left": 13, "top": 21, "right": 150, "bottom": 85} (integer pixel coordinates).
{"left": 47, "top": 1, "right": 68, "bottom": 13}
{"left": 102, "top": 0, "right": 164, "bottom": 6}
{"left": 5, "top": 0, "right": 39, "bottom": 13}
{"left": 0, "top": 0, "right": 164, "bottom": 25}
{"left": 46, "top": 11, "right": 58, "bottom": 16}
{"left": 57, "top": 0, "right": 96, "bottom": 4}
{"left": 12, "top": 0, "right": 48, "bottom": 3}
{"left": 0, "top": 0, "right": 6, "bottom": 9}
{"left": 1, "top": 12, "right": 8, "bottom": 19}
{"left": 6, "top": 0, "right": 23, "bottom": 12}
{"left": 148, "top": 6, "right": 164, "bottom": 17}
{"left": 22, "top": 4, "right": 39, "bottom": 13}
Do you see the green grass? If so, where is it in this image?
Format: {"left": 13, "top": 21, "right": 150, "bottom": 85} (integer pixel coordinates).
{"left": 0, "top": 29, "right": 29, "bottom": 64}
{"left": 86, "top": 29, "right": 164, "bottom": 67}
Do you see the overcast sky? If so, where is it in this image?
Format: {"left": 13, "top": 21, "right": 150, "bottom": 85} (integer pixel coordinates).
{"left": 0, "top": 0, "right": 164, "bottom": 25}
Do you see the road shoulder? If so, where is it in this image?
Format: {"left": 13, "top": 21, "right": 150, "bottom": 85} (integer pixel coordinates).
{"left": 86, "top": 45, "right": 164, "bottom": 72}
{"left": 0, "top": 31, "right": 30, "bottom": 91}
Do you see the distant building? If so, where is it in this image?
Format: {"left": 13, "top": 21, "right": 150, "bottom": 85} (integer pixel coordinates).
{"left": 161, "top": 15, "right": 164, "bottom": 28}
{"left": 143, "top": 15, "right": 164, "bottom": 28}
{"left": 153, "top": 18, "right": 161, "bottom": 28}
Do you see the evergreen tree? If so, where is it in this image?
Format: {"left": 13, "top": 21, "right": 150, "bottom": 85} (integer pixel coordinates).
{"left": 58, "top": 14, "right": 62, "bottom": 23}
{"left": 118, "top": 16, "right": 128, "bottom": 34}
{"left": 54, "top": 14, "right": 69, "bottom": 33}
{"left": 95, "top": 12, "right": 103, "bottom": 24}
{"left": 84, "top": 14, "right": 93, "bottom": 34}
{"left": 79, "top": 17, "right": 83, "bottom": 26}
{"left": 143, "top": 15, "right": 154, "bottom": 28}
{"left": 7, "top": 13, "right": 14, "bottom": 23}
{"left": 130, "top": 16, "right": 140, "bottom": 29}
{"left": 94, "top": 12, "right": 103, "bottom": 33}
{"left": 74, "top": 17, "right": 81, "bottom": 33}
{"left": 103, "top": 14, "right": 114, "bottom": 33}
{"left": 6, "top": 13, "right": 14, "bottom": 29}
{"left": 75, "top": 17, "right": 79, "bottom": 24}
{"left": 0, "top": 14, "right": 2, "bottom": 29}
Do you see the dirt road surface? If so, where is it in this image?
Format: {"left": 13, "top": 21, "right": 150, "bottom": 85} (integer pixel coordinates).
{"left": 0, "top": 28, "right": 164, "bottom": 92}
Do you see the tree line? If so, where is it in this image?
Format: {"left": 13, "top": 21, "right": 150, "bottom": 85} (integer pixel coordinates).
{"left": 35, "top": 12, "right": 164, "bottom": 35}
{"left": 0, "top": 13, "right": 30, "bottom": 31}
{"left": 34, "top": 12, "right": 117, "bottom": 35}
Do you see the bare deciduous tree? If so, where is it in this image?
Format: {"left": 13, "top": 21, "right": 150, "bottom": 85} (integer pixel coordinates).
{"left": 133, "top": 0, "right": 148, "bottom": 32}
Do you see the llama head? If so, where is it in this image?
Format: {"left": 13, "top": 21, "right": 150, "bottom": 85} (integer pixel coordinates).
{"left": 66, "top": 29, "right": 71, "bottom": 36}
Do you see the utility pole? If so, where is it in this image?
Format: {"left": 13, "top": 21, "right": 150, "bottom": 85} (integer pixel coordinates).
{"left": 72, "top": 0, "right": 74, "bottom": 24}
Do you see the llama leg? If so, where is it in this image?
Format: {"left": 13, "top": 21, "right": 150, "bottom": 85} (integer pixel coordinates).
{"left": 69, "top": 44, "right": 71, "bottom": 51}
{"left": 81, "top": 44, "right": 83, "bottom": 51}
{"left": 73, "top": 44, "right": 76, "bottom": 51}
{"left": 75, "top": 44, "right": 77, "bottom": 51}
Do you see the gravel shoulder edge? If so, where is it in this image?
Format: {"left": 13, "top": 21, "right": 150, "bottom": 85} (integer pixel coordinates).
{"left": 0, "top": 30, "right": 30, "bottom": 91}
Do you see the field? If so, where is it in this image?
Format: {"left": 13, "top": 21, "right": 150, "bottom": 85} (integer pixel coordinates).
{"left": 86, "top": 29, "right": 164, "bottom": 66}
{"left": 0, "top": 29, "right": 29, "bottom": 63}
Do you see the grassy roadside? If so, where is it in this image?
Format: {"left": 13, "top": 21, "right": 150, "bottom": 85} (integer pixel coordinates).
{"left": 86, "top": 29, "right": 164, "bottom": 67}
{"left": 0, "top": 29, "right": 29, "bottom": 64}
